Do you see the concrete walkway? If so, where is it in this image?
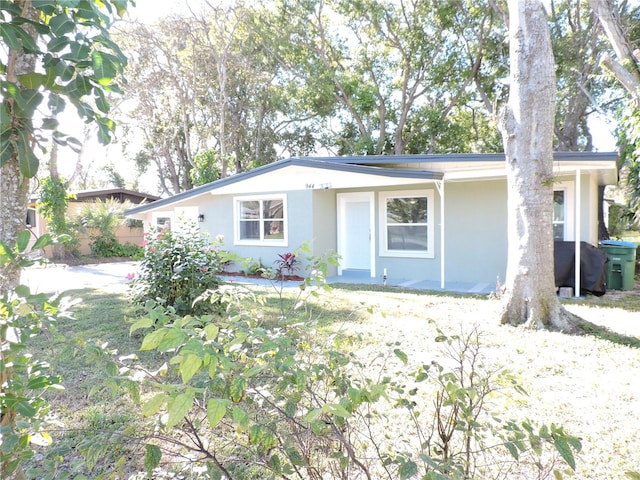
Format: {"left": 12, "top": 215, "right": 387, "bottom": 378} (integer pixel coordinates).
{"left": 20, "top": 262, "right": 495, "bottom": 296}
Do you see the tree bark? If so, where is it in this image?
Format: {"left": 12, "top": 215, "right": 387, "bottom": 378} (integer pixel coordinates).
{"left": 589, "top": 0, "right": 640, "bottom": 101}
{"left": 498, "top": 0, "right": 580, "bottom": 331}
{"left": 0, "top": 0, "right": 38, "bottom": 296}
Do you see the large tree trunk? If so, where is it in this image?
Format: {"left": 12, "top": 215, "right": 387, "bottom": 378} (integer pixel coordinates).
{"left": 498, "top": 0, "right": 580, "bottom": 331}
{"left": 0, "top": 0, "right": 38, "bottom": 296}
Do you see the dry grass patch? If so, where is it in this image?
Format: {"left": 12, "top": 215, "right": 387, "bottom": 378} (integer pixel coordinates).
{"left": 327, "top": 288, "right": 640, "bottom": 479}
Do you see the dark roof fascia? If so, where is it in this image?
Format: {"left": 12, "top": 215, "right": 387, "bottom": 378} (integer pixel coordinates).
{"left": 304, "top": 151, "right": 619, "bottom": 165}
{"left": 125, "top": 158, "right": 442, "bottom": 215}
{"left": 72, "top": 188, "right": 161, "bottom": 202}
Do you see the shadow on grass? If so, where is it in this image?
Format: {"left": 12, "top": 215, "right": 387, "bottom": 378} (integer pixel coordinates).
{"left": 329, "top": 282, "right": 490, "bottom": 300}
{"left": 577, "top": 321, "right": 640, "bottom": 349}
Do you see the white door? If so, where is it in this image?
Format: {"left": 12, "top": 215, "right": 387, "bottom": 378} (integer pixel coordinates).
{"left": 338, "top": 193, "right": 374, "bottom": 274}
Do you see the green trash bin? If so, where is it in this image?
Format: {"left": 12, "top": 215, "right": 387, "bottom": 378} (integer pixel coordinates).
{"left": 600, "top": 240, "right": 638, "bottom": 290}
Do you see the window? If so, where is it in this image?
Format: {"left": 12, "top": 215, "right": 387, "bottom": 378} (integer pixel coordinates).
{"left": 379, "top": 190, "right": 434, "bottom": 258}
{"left": 26, "top": 208, "right": 36, "bottom": 228}
{"left": 156, "top": 216, "right": 171, "bottom": 229}
{"left": 552, "top": 183, "right": 574, "bottom": 241}
{"left": 553, "top": 190, "right": 565, "bottom": 240}
{"left": 235, "top": 195, "right": 287, "bottom": 245}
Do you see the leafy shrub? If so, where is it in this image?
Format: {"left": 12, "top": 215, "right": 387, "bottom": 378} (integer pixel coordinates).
{"left": 76, "top": 198, "right": 142, "bottom": 258}
{"left": 105, "top": 250, "right": 580, "bottom": 480}
{"left": 0, "top": 232, "right": 70, "bottom": 479}
{"left": 274, "top": 251, "right": 298, "bottom": 277}
{"left": 129, "top": 220, "right": 224, "bottom": 315}
{"left": 91, "top": 238, "right": 142, "bottom": 258}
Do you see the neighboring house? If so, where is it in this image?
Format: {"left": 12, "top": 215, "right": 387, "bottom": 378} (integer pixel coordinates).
{"left": 29, "top": 188, "right": 160, "bottom": 257}
{"left": 124, "top": 153, "right": 618, "bottom": 294}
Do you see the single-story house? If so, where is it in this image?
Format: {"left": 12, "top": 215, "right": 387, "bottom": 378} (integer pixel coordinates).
{"left": 125, "top": 152, "right": 618, "bottom": 295}
{"left": 29, "top": 188, "right": 160, "bottom": 257}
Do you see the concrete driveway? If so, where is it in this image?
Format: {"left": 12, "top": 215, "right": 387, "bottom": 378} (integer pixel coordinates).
{"left": 20, "top": 261, "right": 139, "bottom": 294}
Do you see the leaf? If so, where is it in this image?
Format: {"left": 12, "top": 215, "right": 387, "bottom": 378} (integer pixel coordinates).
{"left": 129, "top": 317, "right": 153, "bottom": 334}
{"left": 140, "top": 329, "right": 167, "bottom": 351}
{"left": 16, "top": 73, "right": 47, "bottom": 89}
{"left": 322, "top": 403, "right": 350, "bottom": 419}
{"left": 230, "top": 376, "right": 247, "bottom": 403}
{"left": 92, "top": 51, "right": 120, "bottom": 83}
{"left": 27, "top": 375, "right": 54, "bottom": 390}
{"left": 54, "top": 59, "right": 75, "bottom": 82}
{"left": 286, "top": 447, "right": 307, "bottom": 466}
{"left": 206, "top": 398, "right": 227, "bottom": 427}
{"left": 48, "top": 92, "right": 66, "bottom": 114}
{"left": 16, "top": 230, "right": 30, "bottom": 253}
{"left": 94, "top": 88, "right": 109, "bottom": 113}
{"left": 626, "top": 471, "right": 640, "bottom": 480}
{"left": 16, "top": 129, "right": 39, "bottom": 178}
{"left": 180, "top": 354, "right": 202, "bottom": 383}
{"left": 303, "top": 408, "right": 322, "bottom": 424}
{"left": 15, "top": 89, "right": 44, "bottom": 117}
{"left": 49, "top": 13, "right": 75, "bottom": 37}
{"left": 157, "top": 328, "right": 187, "bottom": 352}
{"left": 31, "top": 233, "right": 53, "bottom": 250}
{"left": 0, "top": 132, "right": 13, "bottom": 166}
{"left": 1, "top": 434, "right": 19, "bottom": 454}
{"left": 231, "top": 406, "right": 249, "bottom": 430}
{"left": 394, "top": 348, "right": 408, "bottom": 365}
{"left": 47, "top": 35, "right": 70, "bottom": 53}
{"left": 505, "top": 441, "right": 519, "bottom": 460}
{"left": 399, "top": 460, "right": 418, "bottom": 479}
{"left": 142, "top": 393, "right": 166, "bottom": 416}
{"left": 554, "top": 437, "right": 576, "bottom": 470}
{"left": 144, "top": 444, "right": 162, "bottom": 475}
{"left": 64, "top": 40, "right": 91, "bottom": 63}
{"left": 204, "top": 324, "right": 219, "bottom": 340}
{"left": 0, "top": 23, "right": 39, "bottom": 53}
{"left": 14, "top": 398, "right": 37, "bottom": 417}
{"left": 96, "top": 115, "right": 114, "bottom": 144}
{"left": 166, "top": 391, "right": 194, "bottom": 429}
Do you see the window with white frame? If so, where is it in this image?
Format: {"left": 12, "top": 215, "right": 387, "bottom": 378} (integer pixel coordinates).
{"left": 553, "top": 182, "right": 574, "bottom": 241}
{"left": 553, "top": 190, "right": 566, "bottom": 240}
{"left": 235, "top": 195, "right": 287, "bottom": 245}
{"left": 379, "top": 190, "right": 434, "bottom": 258}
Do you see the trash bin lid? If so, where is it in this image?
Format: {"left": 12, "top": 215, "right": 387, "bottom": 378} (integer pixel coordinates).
{"left": 600, "top": 240, "right": 638, "bottom": 248}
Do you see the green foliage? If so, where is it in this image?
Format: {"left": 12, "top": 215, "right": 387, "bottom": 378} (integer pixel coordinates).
{"left": 618, "top": 104, "right": 640, "bottom": 224}
{"left": 0, "top": 0, "right": 130, "bottom": 177}
{"left": 36, "top": 177, "right": 78, "bottom": 257}
{"left": 105, "top": 260, "right": 580, "bottom": 479}
{"left": 76, "top": 198, "right": 141, "bottom": 258}
{"left": 608, "top": 203, "right": 636, "bottom": 238}
{"left": 37, "top": 177, "right": 73, "bottom": 235}
{"left": 0, "top": 232, "right": 70, "bottom": 478}
{"left": 381, "top": 329, "right": 582, "bottom": 479}
{"left": 129, "top": 220, "right": 225, "bottom": 315}
{"left": 189, "top": 149, "right": 222, "bottom": 187}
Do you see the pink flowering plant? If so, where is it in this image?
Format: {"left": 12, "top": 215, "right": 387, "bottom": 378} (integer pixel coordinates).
{"left": 130, "top": 221, "right": 225, "bottom": 315}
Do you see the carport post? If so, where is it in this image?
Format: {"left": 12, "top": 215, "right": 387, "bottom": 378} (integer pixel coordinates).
{"left": 436, "top": 180, "right": 445, "bottom": 289}
{"left": 574, "top": 168, "right": 581, "bottom": 297}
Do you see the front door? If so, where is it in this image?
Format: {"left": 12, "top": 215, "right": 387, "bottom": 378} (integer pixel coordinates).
{"left": 337, "top": 193, "right": 374, "bottom": 274}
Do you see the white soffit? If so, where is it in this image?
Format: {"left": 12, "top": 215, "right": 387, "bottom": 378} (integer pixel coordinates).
{"left": 209, "top": 165, "right": 436, "bottom": 195}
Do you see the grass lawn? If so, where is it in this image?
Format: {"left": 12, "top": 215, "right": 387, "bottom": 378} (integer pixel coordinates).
{"left": 25, "top": 281, "right": 640, "bottom": 479}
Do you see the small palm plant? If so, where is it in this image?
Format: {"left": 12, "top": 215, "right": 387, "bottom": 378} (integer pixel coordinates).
{"left": 77, "top": 198, "right": 130, "bottom": 256}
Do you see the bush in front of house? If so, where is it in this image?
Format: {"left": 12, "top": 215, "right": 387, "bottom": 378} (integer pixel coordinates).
{"left": 130, "top": 221, "right": 224, "bottom": 315}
